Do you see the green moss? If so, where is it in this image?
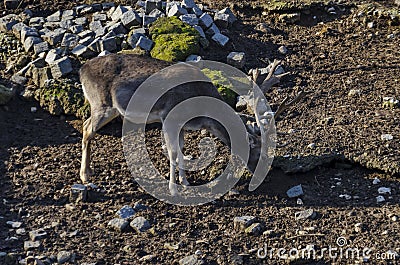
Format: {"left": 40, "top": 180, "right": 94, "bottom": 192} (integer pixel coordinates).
{"left": 149, "top": 16, "right": 199, "bottom": 37}
{"left": 34, "top": 79, "right": 90, "bottom": 119}
{"left": 201, "top": 68, "right": 237, "bottom": 107}
{"left": 149, "top": 17, "right": 200, "bottom": 62}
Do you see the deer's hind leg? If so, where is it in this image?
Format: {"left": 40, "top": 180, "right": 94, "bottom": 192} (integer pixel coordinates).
{"left": 80, "top": 108, "right": 119, "bottom": 183}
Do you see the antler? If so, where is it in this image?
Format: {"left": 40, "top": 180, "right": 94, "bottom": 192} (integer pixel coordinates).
{"left": 274, "top": 90, "right": 309, "bottom": 119}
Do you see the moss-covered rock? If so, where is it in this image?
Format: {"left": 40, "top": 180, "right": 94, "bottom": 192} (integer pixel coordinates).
{"left": 34, "top": 79, "right": 90, "bottom": 119}
{"left": 149, "top": 17, "right": 200, "bottom": 62}
{"left": 201, "top": 68, "right": 237, "bottom": 107}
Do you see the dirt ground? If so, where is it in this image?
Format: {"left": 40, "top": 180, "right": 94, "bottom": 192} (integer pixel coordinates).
{"left": 1, "top": 0, "right": 400, "bottom": 264}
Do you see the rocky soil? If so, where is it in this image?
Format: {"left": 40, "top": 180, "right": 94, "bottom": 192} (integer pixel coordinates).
{"left": 1, "top": 0, "right": 400, "bottom": 264}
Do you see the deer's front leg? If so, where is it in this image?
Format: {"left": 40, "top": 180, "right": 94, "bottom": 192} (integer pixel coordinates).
{"left": 80, "top": 118, "right": 95, "bottom": 183}
{"left": 163, "top": 129, "right": 179, "bottom": 196}
{"left": 178, "top": 130, "right": 189, "bottom": 186}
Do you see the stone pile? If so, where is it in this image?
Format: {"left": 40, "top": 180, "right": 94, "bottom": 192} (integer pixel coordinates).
{"left": 0, "top": 0, "right": 237, "bottom": 80}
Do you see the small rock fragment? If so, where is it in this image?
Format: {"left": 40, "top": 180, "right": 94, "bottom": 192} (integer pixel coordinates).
{"left": 108, "top": 218, "right": 129, "bottom": 232}
{"left": 244, "top": 222, "right": 263, "bottom": 235}
{"left": 376, "top": 195, "right": 385, "bottom": 203}
{"left": 378, "top": 187, "right": 391, "bottom": 194}
{"left": 227, "top": 52, "right": 245, "bottom": 68}
{"left": 24, "top": 241, "right": 41, "bottom": 251}
{"left": 116, "top": 205, "right": 136, "bottom": 219}
{"left": 179, "top": 254, "right": 205, "bottom": 265}
{"left": 295, "top": 209, "right": 317, "bottom": 220}
{"left": 211, "top": 33, "right": 229, "bottom": 46}
{"left": 233, "top": 216, "right": 256, "bottom": 231}
{"left": 130, "top": 216, "right": 151, "bottom": 232}
{"left": 57, "top": 251, "right": 72, "bottom": 264}
{"left": 286, "top": 184, "right": 304, "bottom": 198}
{"left": 70, "top": 184, "right": 88, "bottom": 202}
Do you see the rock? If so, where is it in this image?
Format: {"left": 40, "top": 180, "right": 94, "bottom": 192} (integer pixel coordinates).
{"left": 376, "top": 195, "right": 385, "bottom": 203}
{"left": 168, "top": 4, "right": 188, "bottom": 17}
{"left": 72, "top": 44, "right": 96, "bottom": 58}
{"left": 199, "top": 13, "right": 213, "bottom": 28}
{"left": 373, "top": 177, "right": 381, "bottom": 185}
{"left": 11, "top": 74, "right": 27, "bottom": 85}
{"left": 24, "top": 241, "right": 40, "bottom": 251}
{"left": 378, "top": 187, "right": 391, "bottom": 194}
{"left": 21, "top": 27, "right": 39, "bottom": 42}
{"left": 211, "top": 33, "right": 229, "bottom": 46}
{"left": 116, "top": 205, "right": 136, "bottom": 219}
{"left": 31, "top": 66, "right": 52, "bottom": 88}
{"left": 89, "top": 20, "right": 105, "bottom": 37}
{"left": 74, "top": 17, "right": 88, "bottom": 26}
{"left": 6, "top": 220, "right": 22, "bottom": 228}
{"left": 278, "top": 45, "right": 288, "bottom": 54}
{"left": 0, "top": 85, "right": 13, "bottom": 105}
{"left": 193, "top": 25, "right": 205, "bottom": 38}
{"left": 4, "top": 0, "right": 19, "bottom": 10}
{"left": 295, "top": 209, "right": 317, "bottom": 220}
{"left": 108, "top": 22, "right": 127, "bottom": 35}
{"left": 206, "top": 24, "right": 220, "bottom": 36}
{"left": 108, "top": 218, "right": 129, "bottom": 232}
{"left": 348, "top": 89, "right": 361, "bottom": 97}
{"left": 149, "top": 9, "right": 165, "bottom": 19}
{"left": 192, "top": 6, "right": 203, "bottom": 16}
{"left": 133, "top": 202, "right": 148, "bottom": 211}
{"left": 78, "top": 30, "right": 94, "bottom": 39}
{"left": 29, "top": 17, "right": 45, "bottom": 28}
{"left": 354, "top": 223, "right": 365, "bottom": 233}
{"left": 121, "top": 10, "right": 141, "bottom": 28}
{"left": 381, "top": 134, "right": 393, "bottom": 141}
{"left": 42, "top": 28, "right": 66, "bottom": 45}
{"left": 45, "top": 49, "right": 61, "bottom": 64}
{"left": 60, "top": 19, "right": 73, "bottom": 29}
{"left": 11, "top": 22, "right": 26, "bottom": 39}
{"left": 179, "top": 254, "right": 204, "bottom": 265}
{"left": 57, "top": 251, "right": 72, "bottom": 264}
{"left": 279, "top": 13, "right": 301, "bottom": 24}
{"left": 180, "top": 14, "right": 198, "bottom": 26}
{"left": 145, "top": 0, "right": 162, "bottom": 14}
{"left": 24, "top": 36, "right": 42, "bottom": 52}
{"left": 244, "top": 222, "right": 263, "bottom": 235}
{"left": 78, "top": 36, "right": 93, "bottom": 46}
{"left": 136, "top": 35, "right": 153, "bottom": 51}
{"left": 70, "top": 25, "right": 83, "bottom": 34}
{"left": 227, "top": 52, "right": 245, "bottom": 68}
{"left": 186, "top": 54, "right": 201, "bottom": 62}
{"left": 0, "top": 14, "right": 18, "bottom": 32}
{"left": 29, "top": 229, "right": 47, "bottom": 241}
{"left": 218, "top": 7, "right": 237, "bottom": 24}
{"left": 33, "top": 41, "right": 49, "bottom": 54}
{"left": 255, "top": 22, "right": 272, "bottom": 33}
{"left": 102, "top": 2, "right": 115, "bottom": 10}
{"left": 92, "top": 12, "right": 107, "bottom": 22}
{"left": 181, "top": 0, "right": 196, "bottom": 9}
{"left": 286, "top": 184, "right": 304, "bottom": 198}
{"left": 143, "top": 15, "right": 158, "bottom": 26}
{"left": 149, "top": 17, "right": 199, "bottom": 61}
{"left": 100, "top": 36, "right": 118, "bottom": 52}
{"left": 339, "top": 194, "right": 352, "bottom": 200}
{"left": 70, "top": 184, "right": 88, "bottom": 202}
{"left": 233, "top": 216, "right": 257, "bottom": 231}
{"left": 111, "top": 5, "right": 128, "bottom": 21}
{"left": 130, "top": 216, "right": 150, "bottom": 232}
{"left": 49, "top": 57, "right": 73, "bottom": 78}
{"left": 98, "top": 50, "right": 111, "bottom": 56}
{"left": 62, "top": 9, "right": 76, "bottom": 18}
{"left": 87, "top": 37, "right": 101, "bottom": 52}
{"left": 214, "top": 13, "right": 229, "bottom": 29}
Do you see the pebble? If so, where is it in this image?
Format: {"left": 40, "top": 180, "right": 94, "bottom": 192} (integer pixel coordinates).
{"left": 233, "top": 216, "right": 256, "bottom": 231}
{"left": 226, "top": 51, "right": 245, "bottom": 68}
{"left": 57, "top": 251, "right": 72, "bottom": 264}
{"left": 29, "top": 229, "right": 47, "bottom": 241}
{"left": 24, "top": 241, "right": 40, "bottom": 251}
{"left": 116, "top": 205, "right": 136, "bottom": 219}
{"left": 372, "top": 177, "right": 381, "bottom": 185}
{"left": 380, "top": 134, "right": 393, "bottom": 141}
{"left": 295, "top": 209, "right": 317, "bottom": 220}
{"left": 354, "top": 223, "right": 364, "bottom": 233}
{"left": 130, "top": 216, "right": 151, "bottom": 232}
{"left": 6, "top": 221, "right": 22, "bottom": 228}
{"left": 108, "top": 218, "right": 129, "bottom": 232}
{"left": 376, "top": 195, "right": 385, "bottom": 203}
{"left": 179, "top": 254, "right": 205, "bottom": 265}
{"left": 348, "top": 89, "right": 361, "bottom": 96}
{"left": 286, "top": 184, "right": 304, "bottom": 198}
{"left": 278, "top": 45, "right": 288, "bottom": 54}
{"left": 378, "top": 187, "right": 391, "bottom": 194}
{"left": 339, "top": 194, "right": 352, "bottom": 200}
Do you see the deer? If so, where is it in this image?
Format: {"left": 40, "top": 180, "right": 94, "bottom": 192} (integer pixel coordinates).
{"left": 79, "top": 54, "right": 304, "bottom": 195}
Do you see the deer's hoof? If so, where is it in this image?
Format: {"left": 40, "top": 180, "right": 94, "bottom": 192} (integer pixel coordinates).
{"left": 169, "top": 183, "right": 178, "bottom": 196}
